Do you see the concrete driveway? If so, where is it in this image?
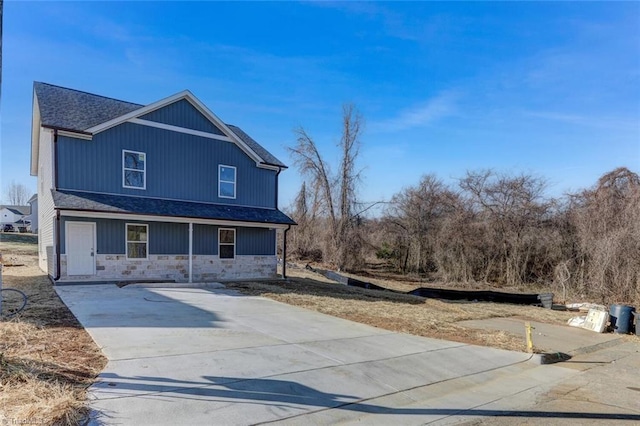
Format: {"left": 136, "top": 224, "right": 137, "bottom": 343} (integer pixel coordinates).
{"left": 56, "top": 283, "right": 583, "bottom": 425}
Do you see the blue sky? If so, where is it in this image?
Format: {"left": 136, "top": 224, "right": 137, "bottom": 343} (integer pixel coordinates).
{"left": 2, "top": 1, "right": 639, "bottom": 210}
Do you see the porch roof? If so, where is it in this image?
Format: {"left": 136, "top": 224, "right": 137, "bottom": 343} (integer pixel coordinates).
{"left": 52, "top": 190, "right": 296, "bottom": 226}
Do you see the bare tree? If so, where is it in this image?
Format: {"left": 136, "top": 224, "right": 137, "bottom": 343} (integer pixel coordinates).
{"left": 458, "top": 170, "right": 552, "bottom": 287}
{"left": 4, "top": 180, "right": 31, "bottom": 205}
{"left": 335, "top": 104, "right": 364, "bottom": 270}
{"left": 287, "top": 182, "right": 323, "bottom": 261}
{"left": 289, "top": 128, "right": 335, "bottom": 226}
{"left": 384, "top": 175, "right": 457, "bottom": 273}
{"left": 288, "top": 104, "right": 365, "bottom": 270}
{"left": 568, "top": 167, "right": 640, "bottom": 304}
{"left": 434, "top": 198, "right": 488, "bottom": 282}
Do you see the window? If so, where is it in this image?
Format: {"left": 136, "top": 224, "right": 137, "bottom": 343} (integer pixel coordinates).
{"left": 126, "top": 224, "right": 148, "bottom": 259}
{"left": 218, "top": 165, "right": 236, "bottom": 199}
{"left": 123, "top": 150, "right": 146, "bottom": 189}
{"left": 219, "top": 228, "right": 235, "bottom": 259}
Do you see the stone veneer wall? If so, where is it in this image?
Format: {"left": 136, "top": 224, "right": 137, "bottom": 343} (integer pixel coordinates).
{"left": 59, "top": 254, "right": 277, "bottom": 282}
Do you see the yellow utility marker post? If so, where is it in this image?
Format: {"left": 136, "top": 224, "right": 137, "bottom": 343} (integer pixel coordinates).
{"left": 525, "top": 322, "right": 534, "bottom": 353}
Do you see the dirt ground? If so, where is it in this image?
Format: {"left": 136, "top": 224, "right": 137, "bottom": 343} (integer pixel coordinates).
{"left": 0, "top": 234, "right": 107, "bottom": 425}
{"left": 0, "top": 236, "right": 586, "bottom": 424}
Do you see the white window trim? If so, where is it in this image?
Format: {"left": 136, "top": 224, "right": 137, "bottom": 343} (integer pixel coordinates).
{"left": 123, "top": 149, "right": 147, "bottom": 190}
{"left": 126, "top": 223, "right": 149, "bottom": 260}
{"left": 218, "top": 164, "right": 236, "bottom": 199}
{"left": 218, "top": 228, "right": 236, "bottom": 259}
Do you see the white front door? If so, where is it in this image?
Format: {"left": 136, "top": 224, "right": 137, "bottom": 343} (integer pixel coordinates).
{"left": 66, "top": 222, "right": 96, "bottom": 276}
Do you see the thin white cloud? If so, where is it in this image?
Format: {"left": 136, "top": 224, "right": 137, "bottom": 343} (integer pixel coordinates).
{"left": 374, "top": 92, "right": 459, "bottom": 132}
{"left": 311, "top": 1, "right": 465, "bottom": 43}
{"left": 524, "top": 110, "right": 638, "bottom": 131}
{"left": 524, "top": 111, "right": 588, "bottom": 124}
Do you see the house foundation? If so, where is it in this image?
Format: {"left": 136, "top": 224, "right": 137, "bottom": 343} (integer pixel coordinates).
{"left": 58, "top": 254, "right": 277, "bottom": 282}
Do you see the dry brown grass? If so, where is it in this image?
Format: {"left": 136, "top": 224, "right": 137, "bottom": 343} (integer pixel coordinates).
{"left": 227, "top": 267, "right": 577, "bottom": 352}
{"left": 1, "top": 234, "right": 107, "bottom": 425}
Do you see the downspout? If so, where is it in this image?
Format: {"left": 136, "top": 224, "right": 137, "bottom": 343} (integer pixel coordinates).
{"left": 53, "top": 129, "right": 59, "bottom": 189}
{"left": 54, "top": 210, "right": 61, "bottom": 281}
{"left": 276, "top": 167, "right": 286, "bottom": 279}
{"left": 282, "top": 224, "right": 291, "bottom": 279}
{"left": 188, "top": 222, "right": 193, "bottom": 283}
{"left": 53, "top": 130, "right": 61, "bottom": 281}
{"left": 275, "top": 167, "right": 281, "bottom": 209}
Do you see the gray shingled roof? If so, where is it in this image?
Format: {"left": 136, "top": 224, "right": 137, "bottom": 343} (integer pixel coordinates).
{"left": 227, "top": 125, "right": 286, "bottom": 168}
{"left": 52, "top": 190, "right": 296, "bottom": 226}
{"left": 34, "top": 82, "right": 286, "bottom": 167}
{"left": 34, "top": 82, "right": 143, "bottom": 132}
{"left": 1, "top": 205, "right": 31, "bottom": 215}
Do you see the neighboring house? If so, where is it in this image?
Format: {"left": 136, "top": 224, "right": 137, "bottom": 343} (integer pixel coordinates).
{"left": 27, "top": 194, "right": 38, "bottom": 233}
{"left": 30, "top": 82, "right": 295, "bottom": 283}
{"left": 1, "top": 205, "right": 31, "bottom": 230}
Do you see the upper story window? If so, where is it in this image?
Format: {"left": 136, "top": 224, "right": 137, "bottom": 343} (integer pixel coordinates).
{"left": 219, "top": 165, "right": 236, "bottom": 199}
{"left": 123, "top": 150, "right": 146, "bottom": 189}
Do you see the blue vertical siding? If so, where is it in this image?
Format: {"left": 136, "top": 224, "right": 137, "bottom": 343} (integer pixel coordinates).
{"left": 193, "top": 224, "right": 218, "bottom": 255}
{"left": 61, "top": 218, "right": 275, "bottom": 256}
{"left": 57, "top": 123, "right": 277, "bottom": 207}
{"left": 149, "top": 222, "right": 189, "bottom": 254}
{"left": 97, "top": 219, "right": 124, "bottom": 254}
{"left": 139, "top": 99, "right": 225, "bottom": 135}
{"left": 237, "top": 228, "right": 276, "bottom": 255}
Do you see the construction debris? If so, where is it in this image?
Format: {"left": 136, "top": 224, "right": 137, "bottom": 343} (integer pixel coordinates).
{"left": 567, "top": 308, "right": 609, "bottom": 333}
{"left": 566, "top": 302, "right": 607, "bottom": 312}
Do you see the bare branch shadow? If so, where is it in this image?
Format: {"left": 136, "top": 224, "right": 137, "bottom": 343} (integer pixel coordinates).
{"left": 90, "top": 372, "right": 640, "bottom": 422}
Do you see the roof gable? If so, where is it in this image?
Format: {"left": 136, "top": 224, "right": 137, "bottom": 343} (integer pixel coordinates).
{"left": 87, "top": 90, "right": 285, "bottom": 169}
{"left": 139, "top": 99, "right": 226, "bottom": 135}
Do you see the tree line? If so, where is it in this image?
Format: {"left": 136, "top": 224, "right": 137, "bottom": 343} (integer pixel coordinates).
{"left": 286, "top": 105, "right": 640, "bottom": 306}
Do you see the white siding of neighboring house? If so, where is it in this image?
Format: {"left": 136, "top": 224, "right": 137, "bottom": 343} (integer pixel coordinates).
{"left": 29, "top": 198, "right": 39, "bottom": 233}
{"left": 37, "top": 128, "right": 56, "bottom": 276}
{"left": 1, "top": 208, "right": 22, "bottom": 225}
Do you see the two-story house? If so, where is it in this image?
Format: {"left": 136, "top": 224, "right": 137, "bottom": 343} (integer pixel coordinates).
{"left": 30, "top": 82, "right": 295, "bottom": 283}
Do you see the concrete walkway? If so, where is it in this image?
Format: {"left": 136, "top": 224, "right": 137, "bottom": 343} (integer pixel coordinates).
{"left": 458, "top": 317, "right": 624, "bottom": 356}
{"left": 55, "top": 284, "right": 632, "bottom": 425}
